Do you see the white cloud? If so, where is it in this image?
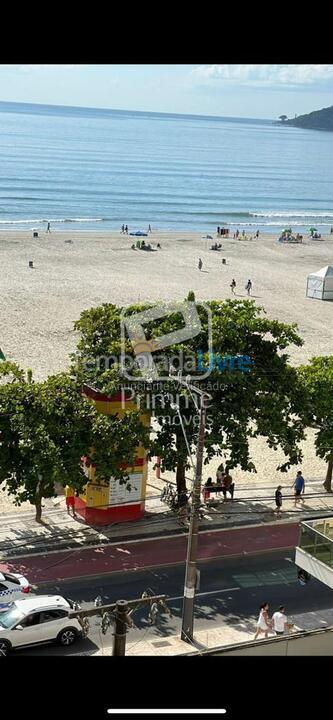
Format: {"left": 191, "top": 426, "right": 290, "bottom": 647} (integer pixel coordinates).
{"left": 192, "top": 64, "right": 333, "bottom": 87}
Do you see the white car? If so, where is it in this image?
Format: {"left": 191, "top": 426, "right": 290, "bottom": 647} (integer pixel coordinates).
{"left": 0, "top": 572, "right": 31, "bottom": 610}
{"left": 0, "top": 595, "right": 83, "bottom": 655}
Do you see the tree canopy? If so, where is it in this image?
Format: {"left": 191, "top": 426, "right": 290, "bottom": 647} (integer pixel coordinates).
{"left": 73, "top": 298, "right": 307, "bottom": 495}
{"left": 298, "top": 356, "right": 333, "bottom": 491}
{"left": 0, "top": 363, "right": 149, "bottom": 521}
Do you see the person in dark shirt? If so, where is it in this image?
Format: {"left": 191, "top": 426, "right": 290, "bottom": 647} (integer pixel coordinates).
{"left": 275, "top": 485, "right": 282, "bottom": 519}
{"left": 222, "top": 471, "right": 234, "bottom": 501}
{"left": 203, "top": 477, "right": 213, "bottom": 503}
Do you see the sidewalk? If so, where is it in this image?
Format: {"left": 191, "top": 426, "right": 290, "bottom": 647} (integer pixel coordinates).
{"left": 74, "top": 619, "right": 307, "bottom": 657}
{"left": 0, "top": 479, "right": 332, "bottom": 561}
{"left": 76, "top": 621, "right": 255, "bottom": 656}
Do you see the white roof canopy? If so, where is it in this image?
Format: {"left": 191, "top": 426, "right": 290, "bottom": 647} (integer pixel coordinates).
{"left": 308, "top": 265, "right": 333, "bottom": 278}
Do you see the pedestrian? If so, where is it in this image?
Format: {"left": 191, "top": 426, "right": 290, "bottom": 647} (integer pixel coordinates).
{"left": 65, "top": 485, "right": 77, "bottom": 518}
{"left": 254, "top": 602, "right": 272, "bottom": 640}
{"left": 293, "top": 470, "right": 305, "bottom": 506}
{"left": 203, "top": 477, "right": 214, "bottom": 503}
{"left": 235, "top": 229, "right": 239, "bottom": 238}
{"left": 46, "top": 222, "right": 51, "bottom": 233}
{"left": 216, "top": 462, "right": 224, "bottom": 483}
{"left": 274, "top": 485, "right": 283, "bottom": 519}
{"left": 245, "top": 279, "right": 252, "bottom": 295}
{"left": 256, "top": 230, "right": 260, "bottom": 238}
{"left": 230, "top": 278, "right": 236, "bottom": 294}
{"left": 272, "top": 605, "right": 291, "bottom": 636}
{"left": 198, "top": 258, "right": 203, "bottom": 271}
{"left": 125, "top": 224, "right": 128, "bottom": 234}
{"left": 121, "top": 224, "right": 125, "bottom": 234}
{"left": 221, "top": 470, "right": 235, "bottom": 501}
{"left": 148, "top": 224, "right": 152, "bottom": 233}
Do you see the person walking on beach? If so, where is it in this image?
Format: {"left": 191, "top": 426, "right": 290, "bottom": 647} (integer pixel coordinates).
{"left": 121, "top": 224, "right": 125, "bottom": 234}
{"left": 230, "top": 278, "right": 236, "bottom": 294}
{"left": 46, "top": 222, "right": 51, "bottom": 233}
{"left": 293, "top": 470, "right": 305, "bottom": 506}
{"left": 125, "top": 224, "right": 128, "bottom": 234}
{"left": 148, "top": 224, "right": 152, "bottom": 233}
{"left": 256, "top": 230, "right": 260, "bottom": 238}
{"left": 198, "top": 258, "right": 203, "bottom": 271}
{"left": 254, "top": 602, "right": 272, "bottom": 640}
{"left": 235, "top": 229, "right": 239, "bottom": 238}
{"left": 245, "top": 279, "right": 252, "bottom": 295}
{"left": 274, "top": 485, "right": 283, "bottom": 519}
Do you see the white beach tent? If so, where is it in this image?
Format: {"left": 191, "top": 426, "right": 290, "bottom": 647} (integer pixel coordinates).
{"left": 306, "top": 265, "right": 333, "bottom": 301}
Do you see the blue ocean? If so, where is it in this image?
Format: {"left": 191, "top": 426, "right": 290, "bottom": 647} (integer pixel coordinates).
{"left": 0, "top": 100, "right": 332, "bottom": 234}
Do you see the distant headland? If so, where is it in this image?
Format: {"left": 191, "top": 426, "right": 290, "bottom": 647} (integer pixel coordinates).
{"left": 278, "top": 106, "right": 333, "bottom": 132}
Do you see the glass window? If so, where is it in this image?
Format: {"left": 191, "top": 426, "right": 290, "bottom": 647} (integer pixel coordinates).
{"left": 300, "top": 526, "right": 316, "bottom": 555}
{"left": 3, "top": 573, "right": 20, "bottom": 585}
{"left": 0, "top": 606, "right": 25, "bottom": 629}
{"left": 39, "top": 610, "right": 67, "bottom": 623}
{"left": 20, "top": 613, "right": 40, "bottom": 627}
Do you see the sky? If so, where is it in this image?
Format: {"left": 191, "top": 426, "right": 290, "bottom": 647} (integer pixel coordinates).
{"left": 0, "top": 64, "right": 332, "bottom": 119}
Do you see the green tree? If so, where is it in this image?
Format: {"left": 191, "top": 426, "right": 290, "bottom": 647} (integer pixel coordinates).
{"left": 0, "top": 364, "right": 149, "bottom": 521}
{"left": 73, "top": 299, "right": 307, "bottom": 497}
{"left": 298, "top": 357, "right": 333, "bottom": 492}
{"left": 279, "top": 115, "right": 288, "bottom": 122}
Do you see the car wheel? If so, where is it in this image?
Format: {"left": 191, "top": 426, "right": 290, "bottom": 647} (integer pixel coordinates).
{"left": 0, "top": 640, "right": 11, "bottom": 657}
{"left": 57, "top": 627, "right": 78, "bottom": 647}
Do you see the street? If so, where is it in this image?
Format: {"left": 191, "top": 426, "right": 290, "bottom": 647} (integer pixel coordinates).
{"left": 17, "top": 549, "right": 333, "bottom": 655}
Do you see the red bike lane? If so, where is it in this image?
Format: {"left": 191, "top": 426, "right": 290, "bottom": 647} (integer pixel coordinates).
{"left": 0, "top": 522, "right": 299, "bottom": 585}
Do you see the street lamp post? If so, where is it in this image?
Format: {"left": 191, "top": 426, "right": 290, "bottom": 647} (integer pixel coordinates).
{"left": 181, "top": 392, "right": 208, "bottom": 642}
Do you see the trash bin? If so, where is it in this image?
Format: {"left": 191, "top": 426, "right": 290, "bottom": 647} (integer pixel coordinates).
{"left": 33, "top": 231, "right": 38, "bottom": 238}
{"left": 222, "top": 258, "right": 226, "bottom": 264}
{"left": 29, "top": 261, "right": 34, "bottom": 268}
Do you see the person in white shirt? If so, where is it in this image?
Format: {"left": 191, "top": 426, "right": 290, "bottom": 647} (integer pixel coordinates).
{"left": 272, "top": 605, "right": 289, "bottom": 635}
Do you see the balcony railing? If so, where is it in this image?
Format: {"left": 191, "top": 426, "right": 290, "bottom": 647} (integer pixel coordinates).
{"left": 299, "top": 519, "right": 333, "bottom": 570}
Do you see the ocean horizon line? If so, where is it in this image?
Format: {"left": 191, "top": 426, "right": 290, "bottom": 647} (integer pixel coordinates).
{"left": 0, "top": 99, "right": 273, "bottom": 125}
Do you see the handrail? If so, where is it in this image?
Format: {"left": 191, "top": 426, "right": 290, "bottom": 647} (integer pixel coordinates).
{"left": 182, "top": 624, "right": 333, "bottom": 656}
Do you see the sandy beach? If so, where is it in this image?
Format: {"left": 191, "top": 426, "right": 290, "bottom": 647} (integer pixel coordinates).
{"left": 1, "top": 227, "right": 333, "bottom": 510}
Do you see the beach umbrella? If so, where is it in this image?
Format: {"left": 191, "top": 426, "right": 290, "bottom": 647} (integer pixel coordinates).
{"left": 283, "top": 228, "right": 292, "bottom": 233}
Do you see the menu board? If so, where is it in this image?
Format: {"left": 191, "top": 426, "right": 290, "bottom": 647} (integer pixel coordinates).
{"left": 108, "top": 472, "right": 142, "bottom": 506}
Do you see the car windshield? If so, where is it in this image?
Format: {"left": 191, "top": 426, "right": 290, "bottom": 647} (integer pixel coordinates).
{"left": 0, "top": 605, "right": 25, "bottom": 628}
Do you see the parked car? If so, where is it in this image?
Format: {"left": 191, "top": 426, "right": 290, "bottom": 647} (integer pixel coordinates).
{"left": 0, "top": 595, "right": 83, "bottom": 655}
{"left": 0, "top": 572, "right": 32, "bottom": 610}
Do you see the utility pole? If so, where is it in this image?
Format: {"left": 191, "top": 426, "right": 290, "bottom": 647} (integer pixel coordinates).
{"left": 113, "top": 599, "right": 129, "bottom": 656}
{"left": 181, "top": 392, "right": 208, "bottom": 643}
{"left": 69, "top": 593, "right": 168, "bottom": 656}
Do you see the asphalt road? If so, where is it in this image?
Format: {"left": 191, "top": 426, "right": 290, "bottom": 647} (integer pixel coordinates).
{"left": 16, "top": 549, "right": 333, "bottom": 655}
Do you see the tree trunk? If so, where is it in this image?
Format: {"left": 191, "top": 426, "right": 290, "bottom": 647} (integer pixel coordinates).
{"left": 35, "top": 477, "right": 43, "bottom": 522}
{"left": 176, "top": 462, "right": 186, "bottom": 498}
{"left": 323, "top": 452, "right": 333, "bottom": 492}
